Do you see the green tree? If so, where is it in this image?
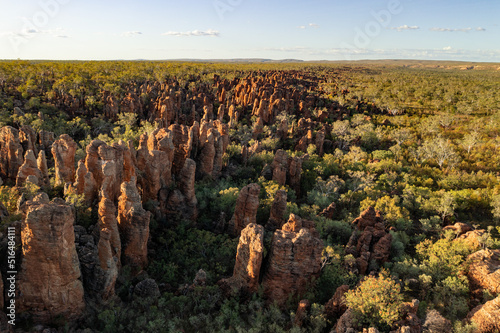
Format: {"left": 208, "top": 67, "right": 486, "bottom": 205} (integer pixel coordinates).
{"left": 344, "top": 270, "right": 404, "bottom": 330}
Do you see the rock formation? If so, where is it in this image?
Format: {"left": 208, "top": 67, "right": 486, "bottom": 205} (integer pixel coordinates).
{"left": 325, "top": 285, "right": 349, "bottom": 319}
{"left": 266, "top": 189, "right": 287, "bottom": 231}
{"left": 96, "top": 196, "right": 121, "bottom": 300}
{"left": 225, "top": 223, "right": 264, "bottom": 294}
{"left": 320, "top": 202, "right": 336, "bottom": 219}
{"left": 345, "top": 207, "right": 392, "bottom": 275}
{"left": 262, "top": 214, "right": 323, "bottom": 307}
{"left": 36, "top": 150, "right": 49, "bottom": 185}
{"left": 0, "top": 126, "right": 24, "bottom": 182}
{"left": 16, "top": 150, "right": 43, "bottom": 186}
{"left": 51, "top": 134, "right": 77, "bottom": 186}
{"left": 467, "top": 249, "right": 500, "bottom": 295}
{"left": 166, "top": 158, "right": 198, "bottom": 221}
{"left": 271, "top": 149, "right": 288, "bottom": 186}
{"left": 228, "top": 183, "right": 260, "bottom": 236}
{"left": 18, "top": 194, "right": 85, "bottom": 322}
{"left": 117, "top": 177, "right": 151, "bottom": 273}
{"left": 468, "top": 296, "right": 500, "bottom": 333}
{"left": 294, "top": 299, "right": 311, "bottom": 327}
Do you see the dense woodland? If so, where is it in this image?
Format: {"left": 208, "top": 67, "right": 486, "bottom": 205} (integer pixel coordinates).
{"left": 0, "top": 60, "right": 500, "bottom": 333}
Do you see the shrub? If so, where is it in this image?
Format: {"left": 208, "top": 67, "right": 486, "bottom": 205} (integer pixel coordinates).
{"left": 344, "top": 270, "right": 404, "bottom": 330}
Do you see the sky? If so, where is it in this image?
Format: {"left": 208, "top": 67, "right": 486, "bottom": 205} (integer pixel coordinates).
{"left": 0, "top": 0, "right": 499, "bottom": 62}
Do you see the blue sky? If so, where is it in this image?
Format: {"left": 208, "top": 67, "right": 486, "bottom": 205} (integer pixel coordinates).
{"left": 0, "top": 0, "right": 498, "bottom": 61}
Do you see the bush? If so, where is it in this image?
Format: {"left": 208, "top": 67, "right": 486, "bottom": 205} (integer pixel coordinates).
{"left": 344, "top": 270, "right": 404, "bottom": 330}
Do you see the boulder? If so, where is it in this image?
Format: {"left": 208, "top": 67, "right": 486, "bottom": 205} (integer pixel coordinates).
{"left": 467, "top": 296, "right": 500, "bottom": 333}
{"left": 467, "top": 249, "right": 500, "bottom": 296}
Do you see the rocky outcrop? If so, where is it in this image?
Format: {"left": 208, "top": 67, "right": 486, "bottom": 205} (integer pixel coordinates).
{"left": 51, "top": 134, "right": 77, "bottom": 186}
{"left": 325, "top": 285, "right": 349, "bottom": 319}
{"left": 18, "top": 195, "right": 85, "bottom": 323}
{"left": 262, "top": 214, "right": 323, "bottom": 307}
{"left": 335, "top": 308, "right": 355, "bottom": 333}
{"left": 226, "top": 223, "right": 264, "bottom": 294}
{"left": 228, "top": 183, "right": 260, "bottom": 236}
{"left": 0, "top": 200, "right": 8, "bottom": 223}
{"left": 96, "top": 196, "right": 121, "bottom": 300}
{"left": 467, "top": 249, "right": 500, "bottom": 296}
{"left": 19, "top": 125, "right": 37, "bottom": 156}
{"left": 395, "top": 299, "right": 421, "bottom": 333}
{"left": 320, "top": 202, "right": 336, "bottom": 219}
{"left": 443, "top": 222, "right": 473, "bottom": 237}
{"left": 271, "top": 149, "right": 288, "bottom": 186}
{"left": 16, "top": 150, "right": 43, "bottom": 186}
{"left": 294, "top": 299, "right": 311, "bottom": 327}
{"left": 287, "top": 155, "right": 303, "bottom": 195}
{"left": 166, "top": 158, "right": 198, "bottom": 221}
{"left": 458, "top": 229, "right": 487, "bottom": 251}
{"left": 117, "top": 177, "right": 151, "bottom": 273}
{"left": 0, "top": 126, "right": 24, "bottom": 183}
{"left": 266, "top": 189, "right": 287, "bottom": 231}
{"left": 37, "top": 150, "right": 49, "bottom": 185}
{"left": 345, "top": 207, "right": 392, "bottom": 275}
{"left": 468, "top": 296, "right": 500, "bottom": 333}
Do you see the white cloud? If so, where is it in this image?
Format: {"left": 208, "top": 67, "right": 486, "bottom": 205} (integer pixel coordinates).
{"left": 122, "top": 31, "right": 143, "bottom": 37}
{"left": 0, "top": 27, "right": 69, "bottom": 38}
{"left": 162, "top": 29, "right": 220, "bottom": 37}
{"left": 298, "top": 23, "right": 319, "bottom": 29}
{"left": 389, "top": 25, "right": 419, "bottom": 31}
{"left": 443, "top": 46, "right": 452, "bottom": 51}
{"left": 430, "top": 27, "right": 484, "bottom": 32}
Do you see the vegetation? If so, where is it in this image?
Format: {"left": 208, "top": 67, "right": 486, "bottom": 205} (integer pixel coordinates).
{"left": 1, "top": 60, "right": 500, "bottom": 332}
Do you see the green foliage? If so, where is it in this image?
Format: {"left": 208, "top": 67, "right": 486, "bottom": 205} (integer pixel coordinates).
{"left": 345, "top": 271, "right": 404, "bottom": 330}
{"left": 415, "top": 236, "right": 474, "bottom": 282}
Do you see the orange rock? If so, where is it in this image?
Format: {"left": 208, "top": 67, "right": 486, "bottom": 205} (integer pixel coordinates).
{"left": 266, "top": 189, "right": 287, "bottom": 231}
{"left": 320, "top": 202, "right": 336, "bottom": 219}
{"left": 52, "top": 134, "right": 77, "bottom": 186}
{"left": 18, "top": 195, "right": 85, "bottom": 323}
{"left": 271, "top": 150, "right": 288, "bottom": 186}
{"left": 263, "top": 218, "right": 323, "bottom": 307}
{"left": 325, "top": 285, "right": 349, "bottom": 319}
{"left": 468, "top": 296, "right": 500, "bottom": 333}
{"left": 16, "top": 150, "right": 43, "bottom": 186}
{"left": 0, "top": 126, "right": 24, "bottom": 182}
{"left": 467, "top": 249, "right": 500, "bottom": 295}
{"left": 36, "top": 150, "right": 49, "bottom": 186}
{"left": 227, "top": 223, "right": 264, "bottom": 293}
{"left": 117, "top": 177, "right": 151, "bottom": 274}
{"left": 228, "top": 183, "right": 260, "bottom": 236}
{"left": 294, "top": 299, "right": 311, "bottom": 327}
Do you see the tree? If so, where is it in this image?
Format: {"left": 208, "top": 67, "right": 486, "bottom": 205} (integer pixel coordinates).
{"left": 344, "top": 270, "right": 404, "bottom": 330}
{"left": 418, "top": 135, "right": 460, "bottom": 169}
{"left": 460, "top": 130, "right": 481, "bottom": 155}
